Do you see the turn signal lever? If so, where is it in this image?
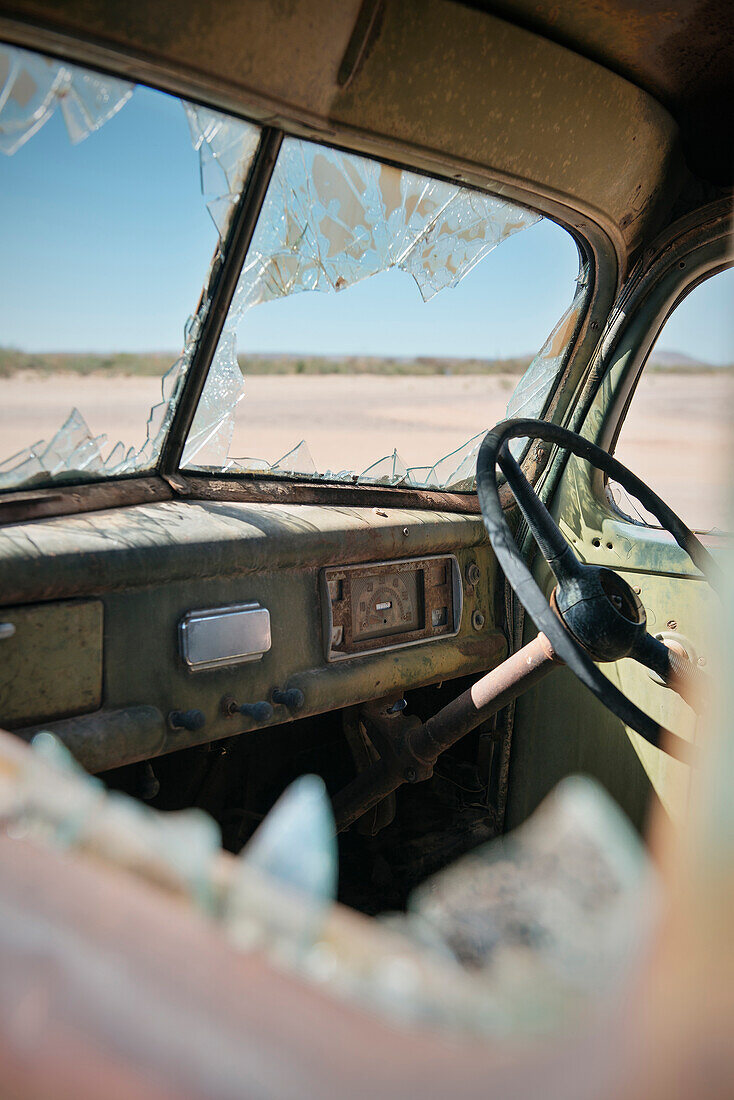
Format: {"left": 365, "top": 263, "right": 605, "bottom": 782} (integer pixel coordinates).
{"left": 332, "top": 632, "right": 561, "bottom": 832}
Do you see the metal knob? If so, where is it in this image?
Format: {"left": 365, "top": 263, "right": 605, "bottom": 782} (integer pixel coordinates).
{"left": 465, "top": 561, "right": 481, "bottom": 586}
{"left": 272, "top": 687, "right": 305, "bottom": 710}
{"left": 168, "top": 708, "right": 206, "bottom": 732}
{"left": 137, "top": 761, "right": 160, "bottom": 800}
{"left": 222, "top": 695, "right": 273, "bottom": 722}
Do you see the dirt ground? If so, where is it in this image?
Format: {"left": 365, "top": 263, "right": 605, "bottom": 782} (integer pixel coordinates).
{"left": 1, "top": 371, "right": 731, "bottom": 531}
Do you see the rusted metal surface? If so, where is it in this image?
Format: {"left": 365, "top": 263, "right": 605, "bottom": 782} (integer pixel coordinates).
{"left": 17, "top": 705, "right": 167, "bottom": 772}
{"left": 0, "top": 472, "right": 535, "bottom": 531}
{"left": 0, "top": 499, "right": 489, "bottom": 603}
{"left": 333, "top": 632, "right": 560, "bottom": 830}
{"left": 0, "top": 473, "right": 521, "bottom": 529}
{"left": 0, "top": 475, "right": 173, "bottom": 525}
{"left": 177, "top": 473, "right": 485, "bottom": 514}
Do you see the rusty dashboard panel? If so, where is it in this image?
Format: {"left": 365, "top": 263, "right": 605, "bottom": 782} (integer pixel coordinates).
{"left": 0, "top": 500, "right": 506, "bottom": 769}
{"left": 0, "top": 598, "right": 103, "bottom": 727}
{"left": 323, "top": 555, "right": 461, "bottom": 660}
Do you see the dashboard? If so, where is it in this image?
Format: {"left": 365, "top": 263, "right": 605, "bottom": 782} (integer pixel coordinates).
{"left": 0, "top": 498, "right": 506, "bottom": 773}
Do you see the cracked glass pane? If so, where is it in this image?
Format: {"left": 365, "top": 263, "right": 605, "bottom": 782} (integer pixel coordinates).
{"left": 184, "top": 103, "right": 261, "bottom": 236}
{"left": 0, "top": 43, "right": 261, "bottom": 492}
{"left": 505, "top": 260, "right": 590, "bottom": 422}
{"left": 0, "top": 43, "right": 133, "bottom": 155}
{"left": 183, "top": 137, "right": 583, "bottom": 490}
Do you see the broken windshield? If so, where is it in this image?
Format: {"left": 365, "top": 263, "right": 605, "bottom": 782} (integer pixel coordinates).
{"left": 0, "top": 43, "right": 584, "bottom": 495}
{"left": 181, "top": 137, "right": 584, "bottom": 490}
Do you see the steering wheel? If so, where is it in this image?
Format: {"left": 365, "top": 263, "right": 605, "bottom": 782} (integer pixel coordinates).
{"left": 476, "top": 418, "right": 721, "bottom": 764}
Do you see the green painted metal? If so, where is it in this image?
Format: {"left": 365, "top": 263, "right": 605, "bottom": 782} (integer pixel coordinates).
{"left": 0, "top": 599, "right": 103, "bottom": 727}
{"left": 0, "top": 501, "right": 488, "bottom": 603}
{"left": 1, "top": 503, "right": 505, "bottom": 768}
{"left": 506, "top": 210, "right": 731, "bottom": 830}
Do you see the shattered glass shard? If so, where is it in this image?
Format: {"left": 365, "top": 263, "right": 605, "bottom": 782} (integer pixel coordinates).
{"left": 405, "top": 431, "right": 485, "bottom": 491}
{"left": 183, "top": 102, "right": 261, "bottom": 236}
{"left": 0, "top": 409, "right": 107, "bottom": 488}
{"left": 182, "top": 329, "right": 245, "bottom": 468}
{"left": 271, "top": 440, "right": 316, "bottom": 476}
{"left": 402, "top": 190, "right": 539, "bottom": 302}
{"left": 0, "top": 443, "right": 45, "bottom": 490}
{"left": 54, "top": 432, "right": 106, "bottom": 475}
{"left": 358, "top": 449, "right": 408, "bottom": 485}
{"left": 40, "top": 408, "right": 101, "bottom": 475}
{"left": 191, "top": 429, "right": 492, "bottom": 493}
{"left": 226, "top": 458, "right": 272, "bottom": 474}
{"left": 0, "top": 50, "right": 262, "bottom": 492}
{"left": 506, "top": 259, "right": 589, "bottom": 423}
{"left": 224, "top": 139, "right": 540, "bottom": 324}
{"left": 240, "top": 774, "right": 337, "bottom": 903}
{"left": 0, "top": 305, "right": 208, "bottom": 488}
{"left": 0, "top": 43, "right": 133, "bottom": 156}
{"left": 103, "top": 440, "right": 127, "bottom": 471}
{"left": 226, "top": 774, "right": 338, "bottom": 954}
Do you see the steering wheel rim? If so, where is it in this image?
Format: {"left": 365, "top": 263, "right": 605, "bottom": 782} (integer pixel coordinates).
{"left": 476, "top": 418, "right": 721, "bottom": 764}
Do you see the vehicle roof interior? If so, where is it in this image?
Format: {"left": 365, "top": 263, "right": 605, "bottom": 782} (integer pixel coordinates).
{"left": 462, "top": 0, "right": 734, "bottom": 185}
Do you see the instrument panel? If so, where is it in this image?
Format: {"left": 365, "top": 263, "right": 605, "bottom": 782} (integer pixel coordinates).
{"left": 322, "top": 555, "right": 461, "bottom": 660}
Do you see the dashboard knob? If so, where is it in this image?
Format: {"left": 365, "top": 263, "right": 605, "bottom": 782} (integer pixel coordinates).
{"left": 387, "top": 698, "right": 407, "bottom": 713}
{"left": 222, "top": 695, "right": 273, "bottom": 722}
{"left": 168, "top": 708, "right": 206, "bottom": 732}
{"left": 272, "top": 687, "right": 305, "bottom": 710}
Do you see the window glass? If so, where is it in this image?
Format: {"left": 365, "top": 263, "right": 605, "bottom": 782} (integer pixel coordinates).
{"left": 0, "top": 44, "right": 260, "bottom": 490}
{"left": 609, "top": 269, "right": 734, "bottom": 533}
{"left": 182, "top": 136, "right": 583, "bottom": 491}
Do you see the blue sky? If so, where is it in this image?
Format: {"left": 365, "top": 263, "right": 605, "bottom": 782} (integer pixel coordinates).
{"left": 1, "top": 81, "right": 732, "bottom": 364}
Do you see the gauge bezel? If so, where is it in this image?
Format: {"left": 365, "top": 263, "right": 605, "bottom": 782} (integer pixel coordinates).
{"left": 321, "top": 555, "right": 462, "bottom": 661}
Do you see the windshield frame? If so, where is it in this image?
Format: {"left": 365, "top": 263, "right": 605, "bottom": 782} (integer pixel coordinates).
{"left": 156, "top": 130, "right": 592, "bottom": 495}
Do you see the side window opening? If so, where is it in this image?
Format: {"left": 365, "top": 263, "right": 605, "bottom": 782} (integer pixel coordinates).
{"left": 608, "top": 268, "right": 734, "bottom": 534}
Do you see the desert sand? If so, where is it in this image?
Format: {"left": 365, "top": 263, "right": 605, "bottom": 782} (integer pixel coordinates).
{"left": 1, "top": 371, "right": 730, "bottom": 531}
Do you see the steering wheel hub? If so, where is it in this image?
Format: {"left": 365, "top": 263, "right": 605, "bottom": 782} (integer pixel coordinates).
{"left": 553, "top": 565, "right": 647, "bottom": 663}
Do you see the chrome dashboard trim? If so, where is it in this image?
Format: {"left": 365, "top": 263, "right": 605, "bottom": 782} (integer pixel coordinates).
{"left": 179, "top": 602, "right": 272, "bottom": 672}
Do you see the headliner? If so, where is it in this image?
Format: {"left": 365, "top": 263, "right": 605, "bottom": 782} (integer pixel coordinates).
{"left": 462, "top": 0, "right": 734, "bottom": 184}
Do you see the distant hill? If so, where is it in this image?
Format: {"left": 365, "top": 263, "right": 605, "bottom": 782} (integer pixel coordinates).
{"left": 0, "top": 347, "right": 730, "bottom": 378}
{"left": 648, "top": 350, "right": 730, "bottom": 371}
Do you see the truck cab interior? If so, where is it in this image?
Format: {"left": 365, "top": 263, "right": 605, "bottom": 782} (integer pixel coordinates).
{"left": 0, "top": 2, "right": 732, "bottom": 1096}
